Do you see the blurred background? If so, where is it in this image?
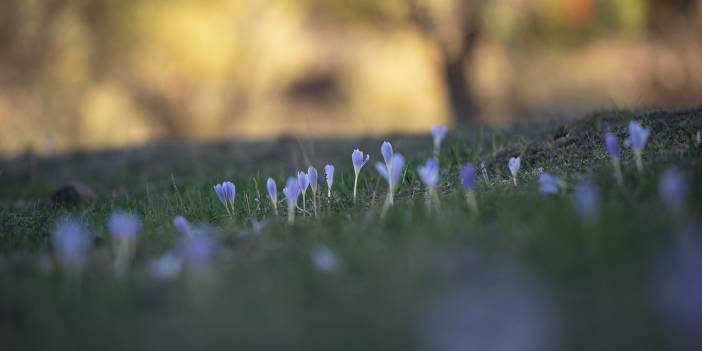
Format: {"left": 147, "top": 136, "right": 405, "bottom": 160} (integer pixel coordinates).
{"left": 0, "top": 0, "right": 701, "bottom": 156}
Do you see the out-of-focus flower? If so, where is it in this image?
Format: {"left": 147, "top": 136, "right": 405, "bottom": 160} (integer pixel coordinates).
{"left": 213, "top": 181, "right": 236, "bottom": 215}
{"left": 508, "top": 157, "right": 521, "bottom": 186}
{"left": 173, "top": 216, "right": 191, "bottom": 236}
{"left": 432, "top": 124, "right": 448, "bottom": 156}
{"left": 308, "top": 166, "right": 319, "bottom": 216}
{"left": 381, "top": 141, "right": 393, "bottom": 171}
{"left": 605, "top": 132, "right": 624, "bottom": 185}
{"left": 376, "top": 153, "right": 405, "bottom": 215}
{"left": 283, "top": 176, "right": 300, "bottom": 224}
{"left": 324, "top": 164, "right": 334, "bottom": 198}
{"left": 179, "top": 227, "right": 217, "bottom": 268}
{"left": 107, "top": 210, "right": 142, "bottom": 276}
{"left": 628, "top": 121, "right": 650, "bottom": 173}
{"left": 310, "top": 245, "right": 339, "bottom": 273}
{"left": 572, "top": 181, "right": 600, "bottom": 221}
{"left": 148, "top": 251, "right": 183, "bottom": 280}
{"left": 418, "top": 158, "right": 440, "bottom": 190}
{"left": 538, "top": 172, "right": 562, "bottom": 195}
{"left": 51, "top": 217, "right": 92, "bottom": 272}
{"left": 658, "top": 237, "right": 702, "bottom": 341}
{"left": 461, "top": 163, "right": 478, "bottom": 213}
{"left": 267, "top": 177, "right": 278, "bottom": 215}
{"left": 250, "top": 217, "right": 267, "bottom": 233}
{"left": 460, "top": 163, "right": 476, "bottom": 192}
{"left": 696, "top": 130, "right": 701, "bottom": 147}
{"left": 659, "top": 168, "right": 688, "bottom": 212}
{"left": 352, "top": 149, "right": 370, "bottom": 201}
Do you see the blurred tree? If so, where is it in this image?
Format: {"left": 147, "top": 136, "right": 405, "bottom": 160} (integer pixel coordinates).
{"left": 301, "top": 0, "right": 483, "bottom": 124}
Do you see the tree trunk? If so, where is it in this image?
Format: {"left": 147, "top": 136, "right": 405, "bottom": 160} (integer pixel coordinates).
{"left": 443, "top": 54, "right": 475, "bottom": 125}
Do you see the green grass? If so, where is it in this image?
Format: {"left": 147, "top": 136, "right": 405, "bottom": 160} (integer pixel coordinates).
{"left": 1, "top": 107, "right": 702, "bottom": 350}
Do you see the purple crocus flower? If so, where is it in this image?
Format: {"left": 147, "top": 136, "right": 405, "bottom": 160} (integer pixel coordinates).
{"left": 324, "top": 164, "right": 334, "bottom": 198}
{"left": 213, "top": 181, "right": 236, "bottom": 215}
{"left": 538, "top": 172, "right": 561, "bottom": 195}
{"left": 310, "top": 245, "right": 339, "bottom": 273}
{"left": 508, "top": 157, "right": 521, "bottom": 186}
{"left": 432, "top": 124, "right": 448, "bottom": 156}
{"left": 107, "top": 210, "right": 142, "bottom": 241}
{"left": 381, "top": 141, "right": 393, "bottom": 171}
{"left": 605, "top": 132, "right": 624, "bottom": 185}
{"left": 266, "top": 177, "right": 278, "bottom": 214}
{"left": 376, "top": 153, "right": 405, "bottom": 209}
{"left": 605, "top": 132, "right": 620, "bottom": 158}
{"left": 352, "top": 149, "right": 370, "bottom": 201}
{"left": 629, "top": 121, "right": 650, "bottom": 173}
{"left": 308, "top": 166, "right": 319, "bottom": 215}
{"left": 107, "top": 210, "right": 142, "bottom": 276}
{"left": 460, "top": 163, "right": 476, "bottom": 192}
{"left": 51, "top": 217, "right": 92, "bottom": 271}
{"left": 572, "top": 181, "right": 600, "bottom": 221}
{"left": 418, "top": 158, "right": 440, "bottom": 190}
{"left": 173, "top": 216, "right": 191, "bottom": 236}
{"left": 179, "top": 227, "right": 217, "bottom": 268}
{"left": 659, "top": 168, "right": 688, "bottom": 212}
{"left": 298, "top": 171, "right": 309, "bottom": 210}
{"left": 283, "top": 176, "right": 300, "bottom": 224}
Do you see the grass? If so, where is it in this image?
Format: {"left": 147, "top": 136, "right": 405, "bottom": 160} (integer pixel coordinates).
{"left": 1, "top": 107, "right": 702, "bottom": 350}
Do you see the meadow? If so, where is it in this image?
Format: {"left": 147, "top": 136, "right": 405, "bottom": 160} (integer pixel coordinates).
{"left": 1, "top": 107, "right": 702, "bottom": 351}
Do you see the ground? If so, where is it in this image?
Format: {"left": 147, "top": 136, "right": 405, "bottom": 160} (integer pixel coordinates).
{"left": 1, "top": 107, "right": 702, "bottom": 350}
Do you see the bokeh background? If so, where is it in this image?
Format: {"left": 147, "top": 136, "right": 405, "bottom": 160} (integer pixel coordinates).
{"left": 1, "top": 0, "right": 701, "bottom": 155}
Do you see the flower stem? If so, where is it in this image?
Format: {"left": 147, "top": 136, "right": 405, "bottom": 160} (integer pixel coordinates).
{"left": 353, "top": 175, "right": 358, "bottom": 203}
{"left": 287, "top": 203, "right": 295, "bottom": 224}
{"left": 634, "top": 150, "right": 643, "bottom": 173}
{"left": 611, "top": 158, "right": 623, "bottom": 185}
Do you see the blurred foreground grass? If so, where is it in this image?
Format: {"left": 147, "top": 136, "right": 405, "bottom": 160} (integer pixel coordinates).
{"left": 1, "top": 108, "right": 702, "bottom": 350}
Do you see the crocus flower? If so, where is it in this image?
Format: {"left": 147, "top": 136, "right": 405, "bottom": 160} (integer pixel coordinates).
{"left": 250, "top": 217, "right": 267, "bottom": 233}
{"left": 538, "top": 172, "right": 561, "bottom": 195}
{"left": 324, "top": 164, "right": 334, "bottom": 198}
{"left": 51, "top": 217, "right": 92, "bottom": 273}
{"left": 461, "top": 163, "right": 478, "bottom": 213}
{"left": 173, "top": 216, "right": 191, "bottom": 236}
{"left": 266, "top": 177, "right": 278, "bottom": 215}
{"left": 213, "top": 181, "right": 236, "bottom": 215}
{"left": 308, "top": 166, "right": 319, "bottom": 216}
{"left": 381, "top": 141, "right": 394, "bottom": 170}
{"left": 148, "top": 251, "right": 183, "bottom": 280}
{"left": 508, "top": 157, "right": 521, "bottom": 186}
{"left": 376, "top": 153, "right": 405, "bottom": 215}
{"left": 283, "top": 176, "right": 300, "bottom": 224}
{"left": 418, "top": 158, "right": 440, "bottom": 209}
{"left": 628, "top": 121, "right": 650, "bottom": 172}
{"left": 605, "top": 132, "right": 623, "bottom": 185}
{"left": 572, "top": 181, "right": 600, "bottom": 221}
{"left": 179, "top": 226, "right": 217, "bottom": 268}
{"left": 107, "top": 210, "right": 142, "bottom": 276}
{"left": 352, "top": 149, "right": 370, "bottom": 202}
{"left": 418, "top": 158, "right": 440, "bottom": 189}
{"left": 432, "top": 124, "right": 448, "bottom": 157}
{"left": 298, "top": 171, "right": 309, "bottom": 211}
{"left": 310, "top": 245, "right": 339, "bottom": 273}
{"left": 659, "top": 168, "right": 688, "bottom": 212}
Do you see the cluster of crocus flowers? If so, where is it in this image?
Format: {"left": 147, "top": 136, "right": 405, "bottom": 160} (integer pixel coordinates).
{"left": 508, "top": 157, "right": 521, "bottom": 186}
{"left": 283, "top": 176, "right": 300, "bottom": 224}
{"left": 267, "top": 178, "right": 278, "bottom": 215}
{"left": 605, "top": 132, "right": 623, "bottom": 185}
{"left": 351, "top": 149, "right": 370, "bottom": 202}
{"left": 628, "top": 121, "right": 650, "bottom": 173}
{"left": 106, "top": 210, "right": 142, "bottom": 276}
{"left": 418, "top": 158, "right": 440, "bottom": 208}
{"left": 325, "top": 164, "right": 334, "bottom": 198}
{"left": 51, "top": 217, "right": 92, "bottom": 277}
{"left": 432, "top": 124, "right": 448, "bottom": 157}
{"left": 213, "top": 181, "right": 236, "bottom": 216}
{"left": 460, "top": 163, "right": 478, "bottom": 213}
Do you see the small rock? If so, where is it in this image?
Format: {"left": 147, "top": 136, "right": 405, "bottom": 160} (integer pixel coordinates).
{"left": 51, "top": 182, "right": 96, "bottom": 206}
